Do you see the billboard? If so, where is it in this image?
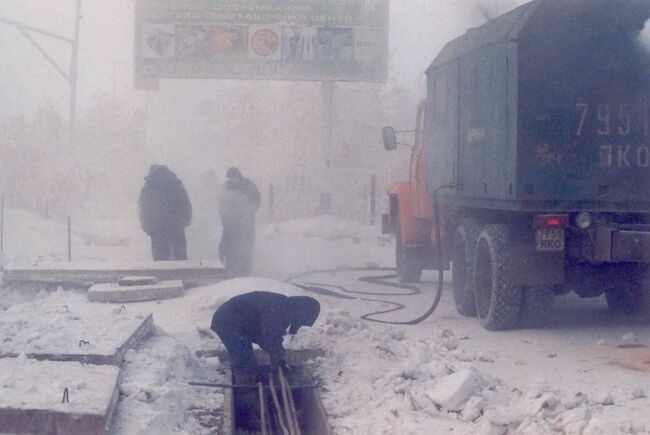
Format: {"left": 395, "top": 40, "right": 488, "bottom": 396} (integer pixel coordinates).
{"left": 134, "top": 0, "right": 389, "bottom": 84}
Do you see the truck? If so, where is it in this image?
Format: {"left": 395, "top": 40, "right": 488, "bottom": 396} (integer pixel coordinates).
{"left": 382, "top": 0, "right": 650, "bottom": 330}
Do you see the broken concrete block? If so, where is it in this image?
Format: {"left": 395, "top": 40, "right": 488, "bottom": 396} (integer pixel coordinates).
{"left": 523, "top": 392, "right": 559, "bottom": 416}
{"left": 552, "top": 407, "right": 591, "bottom": 435}
{"left": 593, "top": 391, "right": 614, "bottom": 406}
{"left": 481, "top": 406, "right": 524, "bottom": 435}
{"left": 0, "top": 358, "right": 120, "bottom": 435}
{"left": 88, "top": 280, "right": 184, "bottom": 303}
{"left": 426, "top": 368, "right": 486, "bottom": 411}
{"left": 462, "top": 396, "right": 484, "bottom": 422}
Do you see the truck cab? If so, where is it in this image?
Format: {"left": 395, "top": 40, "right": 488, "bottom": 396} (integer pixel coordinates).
{"left": 382, "top": 100, "right": 437, "bottom": 282}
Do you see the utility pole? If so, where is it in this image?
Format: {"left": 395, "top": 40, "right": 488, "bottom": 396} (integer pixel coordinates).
{"left": 0, "top": 0, "right": 82, "bottom": 150}
{"left": 68, "top": 0, "right": 82, "bottom": 151}
{"left": 319, "top": 81, "right": 334, "bottom": 215}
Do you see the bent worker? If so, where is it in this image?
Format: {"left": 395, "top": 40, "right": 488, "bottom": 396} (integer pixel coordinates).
{"left": 211, "top": 291, "right": 320, "bottom": 431}
{"left": 211, "top": 291, "right": 320, "bottom": 378}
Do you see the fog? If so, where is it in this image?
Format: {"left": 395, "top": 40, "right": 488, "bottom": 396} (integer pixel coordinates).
{"left": 0, "top": 0, "right": 525, "bottom": 251}
{"left": 3, "top": 3, "right": 650, "bottom": 433}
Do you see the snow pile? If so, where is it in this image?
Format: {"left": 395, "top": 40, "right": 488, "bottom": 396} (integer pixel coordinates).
{"left": 255, "top": 215, "right": 393, "bottom": 279}
{"left": 112, "top": 330, "right": 224, "bottom": 435}
{"left": 294, "top": 311, "right": 650, "bottom": 435}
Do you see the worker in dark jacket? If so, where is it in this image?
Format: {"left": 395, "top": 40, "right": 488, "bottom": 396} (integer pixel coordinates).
{"left": 211, "top": 291, "right": 320, "bottom": 376}
{"left": 211, "top": 291, "right": 319, "bottom": 432}
{"left": 218, "top": 167, "right": 260, "bottom": 278}
{"left": 138, "top": 165, "right": 192, "bottom": 261}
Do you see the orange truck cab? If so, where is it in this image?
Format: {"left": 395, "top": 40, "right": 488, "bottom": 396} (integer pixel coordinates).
{"left": 382, "top": 100, "right": 447, "bottom": 282}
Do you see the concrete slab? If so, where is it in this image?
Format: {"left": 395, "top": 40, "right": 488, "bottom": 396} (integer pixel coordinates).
{"left": 88, "top": 280, "right": 184, "bottom": 303}
{"left": 0, "top": 358, "right": 120, "bottom": 435}
{"left": 3, "top": 260, "right": 224, "bottom": 286}
{"left": 0, "top": 299, "right": 153, "bottom": 365}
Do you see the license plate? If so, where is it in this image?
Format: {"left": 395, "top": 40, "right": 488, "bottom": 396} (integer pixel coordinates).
{"left": 536, "top": 228, "right": 565, "bottom": 252}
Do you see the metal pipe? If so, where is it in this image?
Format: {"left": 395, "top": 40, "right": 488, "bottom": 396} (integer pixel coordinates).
{"left": 278, "top": 369, "right": 296, "bottom": 435}
{"left": 188, "top": 381, "right": 318, "bottom": 389}
{"left": 67, "top": 216, "right": 71, "bottom": 262}
{"left": 258, "top": 382, "right": 268, "bottom": 435}
{"left": 279, "top": 368, "right": 301, "bottom": 435}
{"left": 269, "top": 374, "right": 290, "bottom": 435}
{"left": 0, "top": 17, "right": 74, "bottom": 43}
{"left": 16, "top": 28, "right": 69, "bottom": 81}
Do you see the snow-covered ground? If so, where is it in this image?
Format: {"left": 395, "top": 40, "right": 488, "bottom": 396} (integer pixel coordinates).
{"left": 1, "top": 208, "right": 649, "bottom": 434}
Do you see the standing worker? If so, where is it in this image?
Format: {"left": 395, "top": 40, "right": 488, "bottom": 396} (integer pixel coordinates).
{"left": 138, "top": 165, "right": 192, "bottom": 261}
{"left": 211, "top": 291, "right": 320, "bottom": 430}
{"left": 218, "top": 167, "right": 260, "bottom": 278}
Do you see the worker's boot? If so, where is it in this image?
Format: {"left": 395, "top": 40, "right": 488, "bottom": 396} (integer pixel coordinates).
{"left": 234, "top": 371, "right": 261, "bottom": 431}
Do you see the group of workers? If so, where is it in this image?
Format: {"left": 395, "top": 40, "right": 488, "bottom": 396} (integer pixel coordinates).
{"left": 137, "top": 163, "right": 321, "bottom": 430}
{"left": 137, "top": 164, "right": 260, "bottom": 278}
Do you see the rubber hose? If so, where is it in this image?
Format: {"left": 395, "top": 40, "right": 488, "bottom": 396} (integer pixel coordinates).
{"left": 288, "top": 184, "right": 455, "bottom": 326}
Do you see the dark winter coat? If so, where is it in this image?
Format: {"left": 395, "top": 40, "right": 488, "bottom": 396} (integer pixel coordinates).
{"left": 211, "top": 291, "right": 320, "bottom": 367}
{"left": 138, "top": 165, "right": 192, "bottom": 235}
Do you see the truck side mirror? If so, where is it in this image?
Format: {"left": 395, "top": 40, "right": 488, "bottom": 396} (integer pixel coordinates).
{"left": 383, "top": 126, "right": 398, "bottom": 151}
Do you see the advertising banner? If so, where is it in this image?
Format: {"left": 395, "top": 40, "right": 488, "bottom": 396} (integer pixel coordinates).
{"left": 134, "top": 0, "right": 389, "bottom": 84}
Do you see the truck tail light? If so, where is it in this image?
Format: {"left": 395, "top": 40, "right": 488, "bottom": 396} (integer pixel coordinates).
{"left": 534, "top": 214, "right": 569, "bottom": 228}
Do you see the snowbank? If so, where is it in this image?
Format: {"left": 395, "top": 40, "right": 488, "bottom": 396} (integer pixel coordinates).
{"left": 255, "top": 215, "right": 394, "bottom": 279}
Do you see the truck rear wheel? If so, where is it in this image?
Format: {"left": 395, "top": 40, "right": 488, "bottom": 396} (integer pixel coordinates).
{"left": 474, "top": 224, "right": 523, "bottom": 330}
{"left": 604, "top": 265, "right": 646, "bottom": 315}
{"left": 451, "top": 219, "right": 481, "bottom": 317}
{"left": 519, "top": 286, "right": 553, "bottom": 328}
{"left": 395, "top": 215, "right": 423, "bottom": 283}
{"left": 605, "top": 287, "right": 647, "bottom": 315}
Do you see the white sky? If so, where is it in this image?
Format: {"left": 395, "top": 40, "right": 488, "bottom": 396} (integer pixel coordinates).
{"left": 0, "top": 0, "right": 524, "bottom": 118}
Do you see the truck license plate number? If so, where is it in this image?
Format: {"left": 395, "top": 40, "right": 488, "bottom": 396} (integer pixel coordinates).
{"left": 536, "top": 228, "right": 564, "bottom": 252}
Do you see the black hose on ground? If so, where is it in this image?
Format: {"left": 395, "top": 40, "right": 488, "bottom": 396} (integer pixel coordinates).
{"left": 289, "top": 184, "right": 457, "bottom": 326}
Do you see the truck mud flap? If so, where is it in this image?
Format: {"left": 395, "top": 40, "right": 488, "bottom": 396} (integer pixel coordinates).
{"left": 612, "top": 231, "right": 650, "bottom": 263}
{"left": 507, "top": 241, "right": 564, "bottom": 286}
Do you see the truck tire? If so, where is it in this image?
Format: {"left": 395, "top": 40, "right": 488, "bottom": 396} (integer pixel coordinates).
{"left": 519, "top": 286, "right": 553, "bottom": 328}
{"left": 604, "top": 266, "right": 645, "bottom": 315}
{"left": 451, "top": 219, "right": 481, "bottom": 317}
{"left": 474, "top": 224, "right": 523, "bottom": 330}
{"left": 395, "top": 215, "right": 423, "bottom": 283}
{"left": 605, "top": 287, "right": 647, "bottom": 315}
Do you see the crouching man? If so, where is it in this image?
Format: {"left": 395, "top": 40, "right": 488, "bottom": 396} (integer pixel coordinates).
{"left": 211, "top": 291, "right": 320, "bottom": 430}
